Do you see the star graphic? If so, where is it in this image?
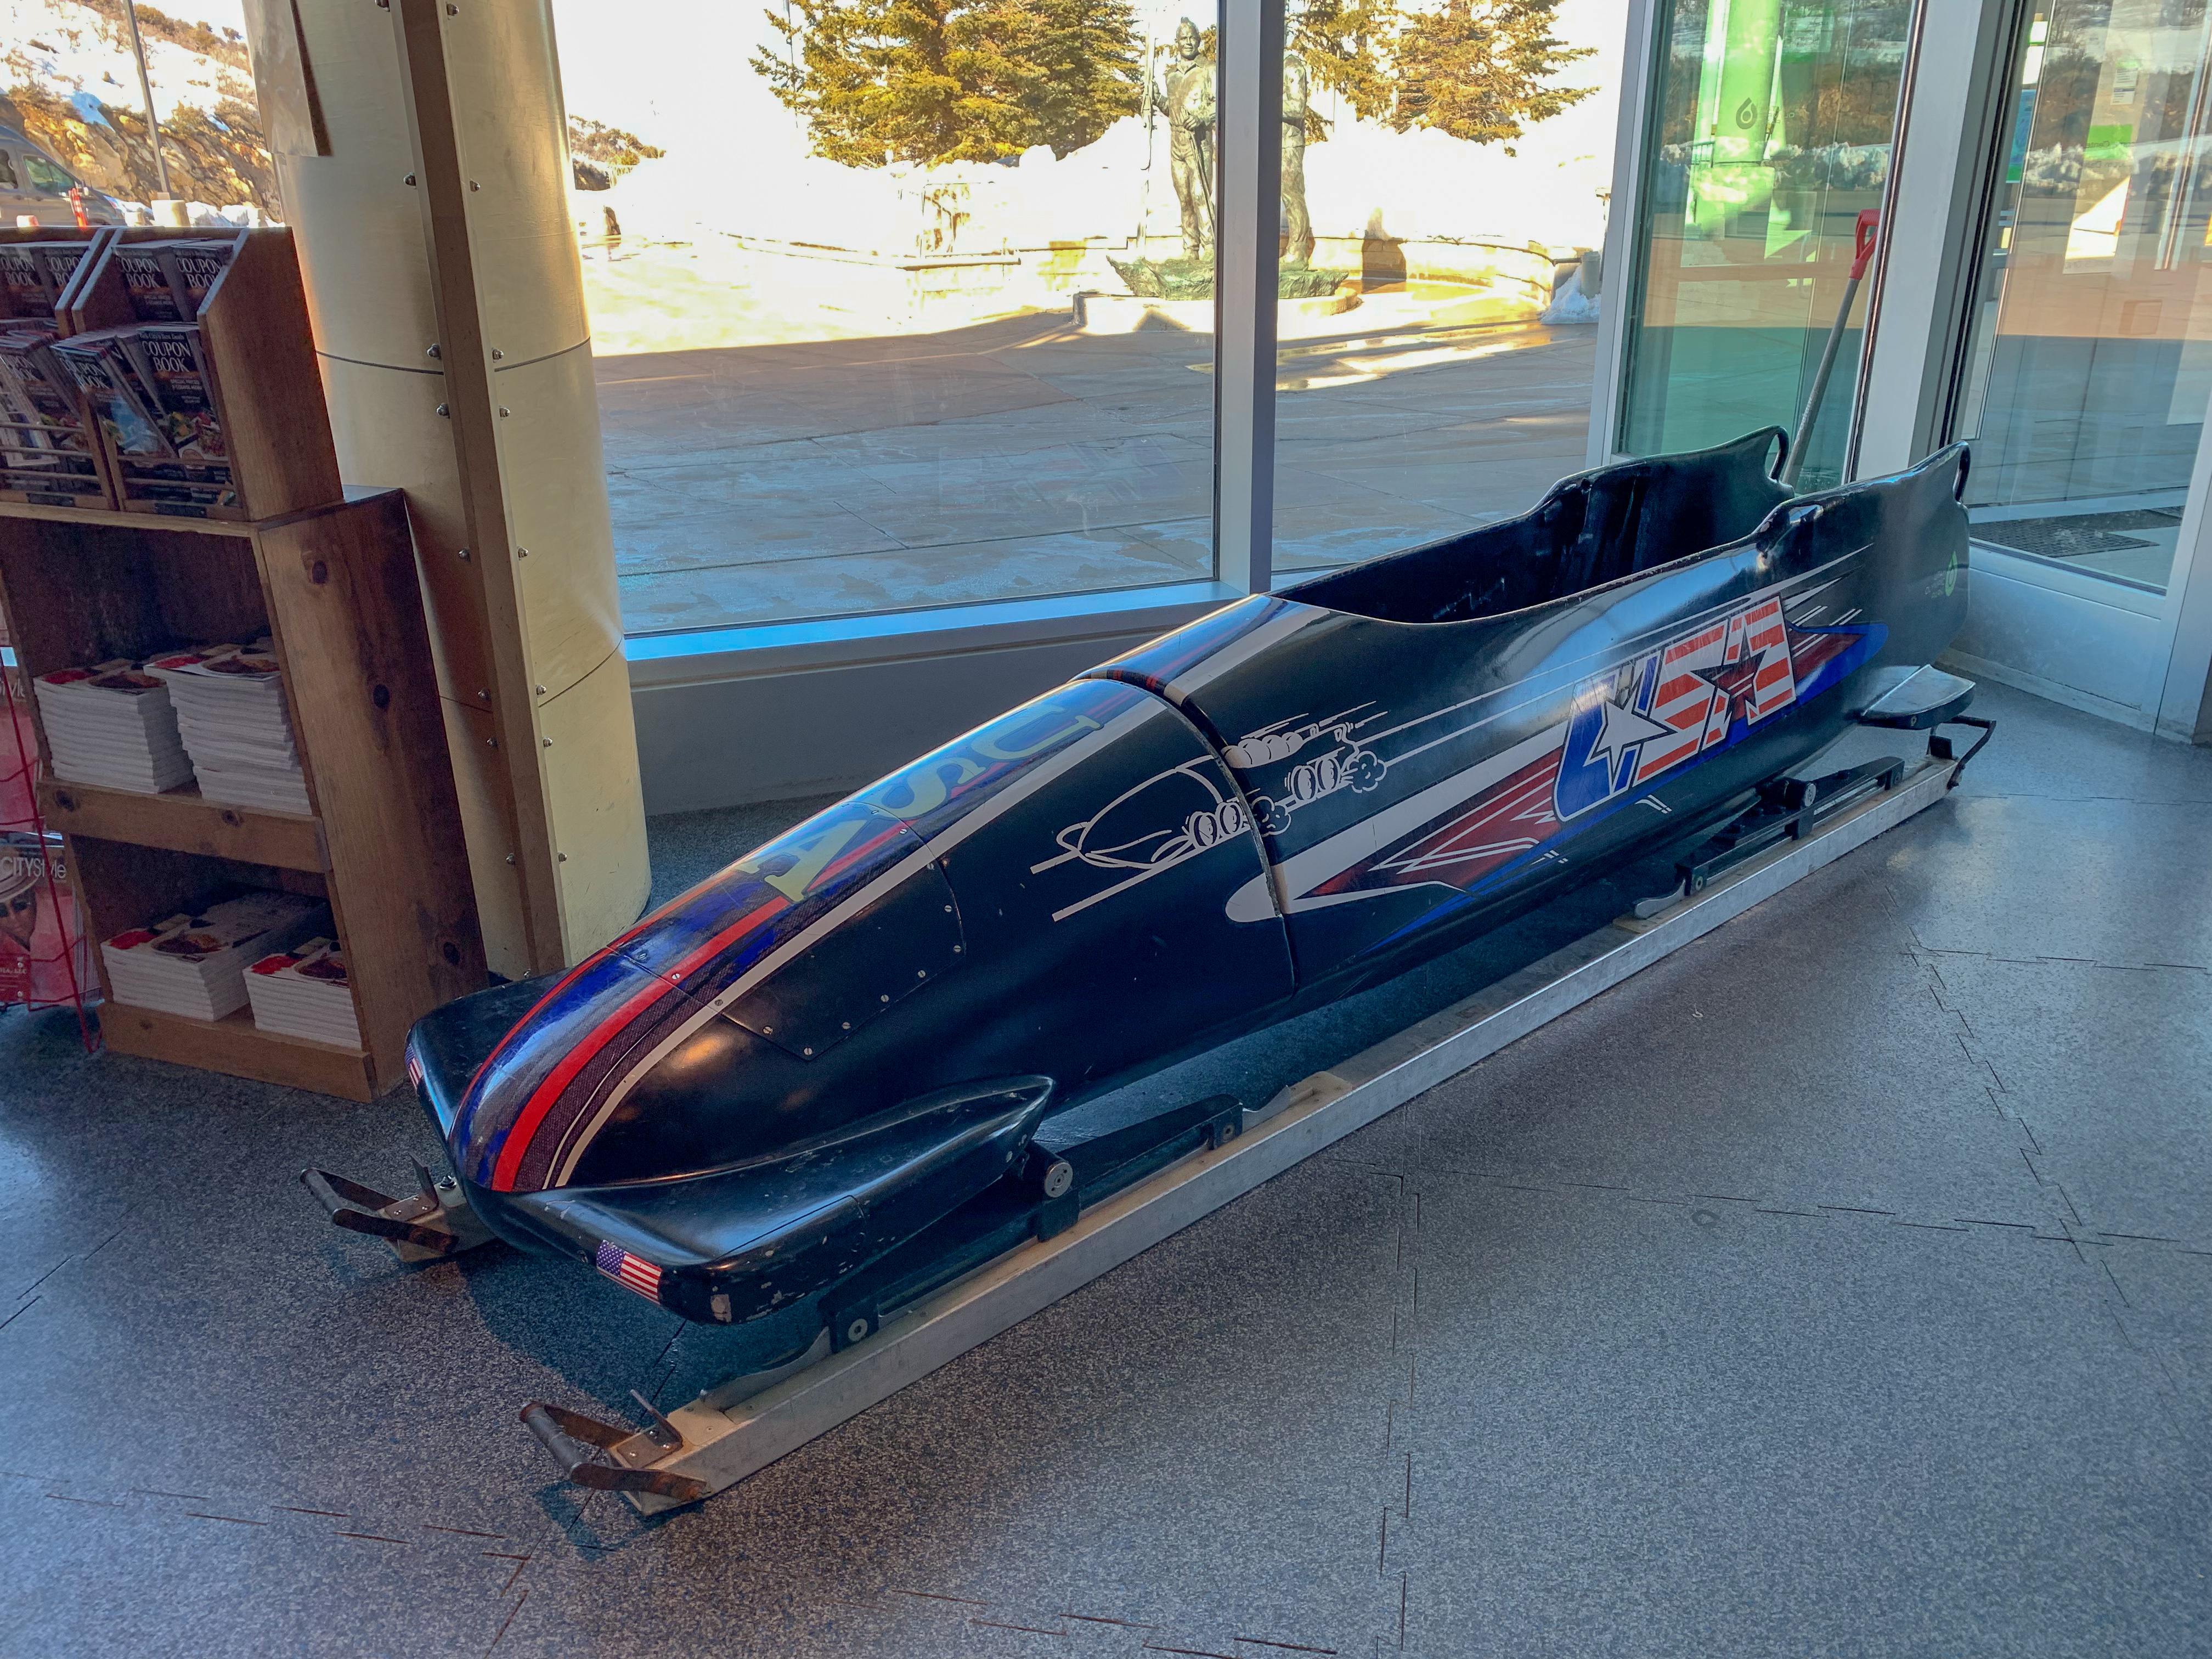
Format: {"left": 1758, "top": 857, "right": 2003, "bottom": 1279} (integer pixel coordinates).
{"left": 1695, "top": 648, "right": 1767, "bottom": 729}
{"left": 1584, "top": 690, "right": 1677, "bottom": 786}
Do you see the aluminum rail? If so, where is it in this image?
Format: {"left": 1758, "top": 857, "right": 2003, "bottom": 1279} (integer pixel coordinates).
{"left": 610, "top": 751, "right": 1963, "bottom": 1513}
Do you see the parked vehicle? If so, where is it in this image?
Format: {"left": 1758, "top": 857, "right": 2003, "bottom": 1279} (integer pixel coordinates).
{"left": 0, "top": 126, "right": 123, "bottom": 227}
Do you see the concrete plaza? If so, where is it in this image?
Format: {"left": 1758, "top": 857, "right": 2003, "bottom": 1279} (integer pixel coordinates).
{"left": 598, "top": 302, "right": 1601, "bottom": 635}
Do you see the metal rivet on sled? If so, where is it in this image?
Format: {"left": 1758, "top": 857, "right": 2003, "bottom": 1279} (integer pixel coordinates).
{"left": 879, "top": 994, "right": 890, "bottom": 1003}
{"left": 840, "top": 1022, "right": 850, "bottom": 1030}
{"left": 761, "top": 1026, "right": 773, "bottom": 1034}
{"left": 916, "top": 969, "right": 927, "bottom": 978}
{"left": 802, "top": 1047, "right": 814, "bottom": 1057}
{"left": 944, "top": 905, "right": 953, "bottom": 913}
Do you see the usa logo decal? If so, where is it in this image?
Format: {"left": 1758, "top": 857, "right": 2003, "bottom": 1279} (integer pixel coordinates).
{"left": 1554, "top": 596, "right": 1797, "bottom": 819}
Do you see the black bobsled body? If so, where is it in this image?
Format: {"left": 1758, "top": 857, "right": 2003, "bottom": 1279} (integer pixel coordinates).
{"left": 409, "top": 430, "right": 1971, "bottom": 1336}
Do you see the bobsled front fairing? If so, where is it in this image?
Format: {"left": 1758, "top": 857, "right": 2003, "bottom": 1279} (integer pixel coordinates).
{"left": 407, "top": 430, "right": 1971, "bottom": 1342}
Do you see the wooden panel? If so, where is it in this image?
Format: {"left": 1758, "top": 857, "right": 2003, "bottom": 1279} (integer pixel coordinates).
{"left": 498, "top": 346, "right": 623, "bottom": 703}
{"left": 38, "top": 778, "right": 324, "bottom": 871}
{"left": 0, "top": 500, "right": 251, "bottom": 537}
{"left": 0, "top": 514, "right": 268, "bottom": 697}
{"left": 240, "top": 0, "right": 332, "bottom": 157}
{"left": 538, "top": 648, "right": 649, "bottom": 958}
{"left": 199, "top": 230, "right": 343, "bottom": 520}
{"left": 100, "top": 1003, "right": 374, "bottom": 1099}
{"left": 255, "top": 492, "right": 484, "bottom": 1076}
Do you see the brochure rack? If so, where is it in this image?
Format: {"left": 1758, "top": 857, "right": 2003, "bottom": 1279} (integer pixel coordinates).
{"left": 0, "top": 486, "right": 483, "bottom": 1098}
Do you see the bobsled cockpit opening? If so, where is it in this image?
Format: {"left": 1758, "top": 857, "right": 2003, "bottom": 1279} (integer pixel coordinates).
{"left": 1280, "top": 427, "right": 1793, "bottom": 626}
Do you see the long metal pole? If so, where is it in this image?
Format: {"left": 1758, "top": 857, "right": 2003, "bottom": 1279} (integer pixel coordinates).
{"left": 123, "top": 0, "right": 172, "bottom": 201}
{"left": 1213, "top": 0, "right": 1284, "bottom": 594}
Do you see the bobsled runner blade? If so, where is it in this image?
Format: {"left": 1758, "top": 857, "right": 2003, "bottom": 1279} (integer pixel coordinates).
{"left": 519, "top": 1401, "right": 708, "bottom": 1505}
{"left": 301, "top": 1161, "right": 492, "bottom": 1263}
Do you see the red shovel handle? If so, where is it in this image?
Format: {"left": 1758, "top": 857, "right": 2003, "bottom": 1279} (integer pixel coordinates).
{"left": 1850, "top": 208, "right": 1881, "bottom": 281}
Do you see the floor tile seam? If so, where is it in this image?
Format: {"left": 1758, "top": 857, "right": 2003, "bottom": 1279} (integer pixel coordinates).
{"left": 734, "top": 1578, "right": 1376, "bottom": 1657}
{"left": 0, "top": 1469, "right": 575, "bottom": 1562}
{"left": 1914, "top": 944, "right": 2210, "bottom": 973}
{"left": 1376, "top": 1162, "right": 2207, "bottom": 1299}
{"left": 1910, "top": 945, "right": 2210, "bottom": 1249}
{"left": 3, "top": 1215, "right": 130, "bottom": 1310}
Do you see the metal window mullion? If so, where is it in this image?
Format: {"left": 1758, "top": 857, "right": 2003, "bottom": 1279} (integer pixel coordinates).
{"left": 1590, "top": 0, "right": 1660, "bottom": 467}
{"left": 1212, "top": 0, "right": 1283, "bottom": 594}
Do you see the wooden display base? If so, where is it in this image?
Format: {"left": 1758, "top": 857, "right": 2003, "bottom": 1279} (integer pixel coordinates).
{"left": 99, "top": 1000, "right": 374, "bottom": 1100}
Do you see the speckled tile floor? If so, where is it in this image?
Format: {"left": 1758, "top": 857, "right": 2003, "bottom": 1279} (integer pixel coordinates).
{"left": 0, "top": 679, "right": 2205, "bottom": 1657}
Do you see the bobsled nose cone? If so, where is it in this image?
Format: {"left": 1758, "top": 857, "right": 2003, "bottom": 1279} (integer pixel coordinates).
{"left": 448, "top": 947, "right": 714, "bottom": 1196}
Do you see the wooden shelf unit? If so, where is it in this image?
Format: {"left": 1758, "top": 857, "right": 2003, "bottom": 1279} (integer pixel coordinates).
{"left": 61, "top": 226, "right": 340, "bottom": 521}
{"left": 0, "top": 488, "right": 484, "bottom": 1099}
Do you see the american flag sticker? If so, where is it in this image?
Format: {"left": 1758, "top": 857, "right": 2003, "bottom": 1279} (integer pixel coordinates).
{"left": 595, "top": 1240, "right": 664, "bottom": 1302}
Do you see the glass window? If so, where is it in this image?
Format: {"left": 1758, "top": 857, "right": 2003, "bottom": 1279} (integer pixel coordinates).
{"left": 1950, "top": 0, "right": 2212, "bottom": 596}
{"left": 552, "top": 0, "right": 1219, "bottom": 636}
{"left": 21, "top": 155, "right": 71, "bottom": 196}
{"left": 0, "top": 152, "right": 18, "bottom": 191}
{"left": 1617, "top": 0, "right": 1912, "bottom": 489}
{"left": 1266, "top": 0, "right": 1623, "bottom": 578}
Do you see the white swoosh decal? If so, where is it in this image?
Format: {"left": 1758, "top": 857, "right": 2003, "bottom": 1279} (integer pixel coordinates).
{"left": 548, "top": 700, "right": 1159, "bottom": 1186}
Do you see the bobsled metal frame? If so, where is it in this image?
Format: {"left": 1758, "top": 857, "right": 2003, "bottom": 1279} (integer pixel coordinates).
{"left": 531, "top": 738, "right": 1977, "bottom": 1515}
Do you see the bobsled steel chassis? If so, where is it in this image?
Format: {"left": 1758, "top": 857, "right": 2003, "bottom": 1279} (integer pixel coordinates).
{"left": 533, "top": 728, "right": 1985, "bottom": 1511}
{"left": 379, "top": 428, "right": 1984, "bottom": 1499}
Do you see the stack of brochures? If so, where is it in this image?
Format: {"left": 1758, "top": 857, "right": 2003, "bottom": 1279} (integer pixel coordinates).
{"left": 245, "top": 936, "right": 359, "bottom": 1047}
{"left": 32, "top": 661, "right": 194, "bottom": 794}
{"left": 100, "top": 890, "right": 328, "bottom": 1022}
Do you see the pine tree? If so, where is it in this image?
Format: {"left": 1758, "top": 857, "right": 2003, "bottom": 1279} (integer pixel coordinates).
{"left": 1386, "top": 0, "right": 1597, "bottom": 150}
{"left": 1289, "top": 0, "right": 1402, "bottom": 135}
{"left": 755, "top": 0, "right": 1142, "bottom": 167}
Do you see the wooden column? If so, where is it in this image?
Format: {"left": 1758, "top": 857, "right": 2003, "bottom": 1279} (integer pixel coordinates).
{"left": 242, "top": 0, "right": 648, "bottom": 977}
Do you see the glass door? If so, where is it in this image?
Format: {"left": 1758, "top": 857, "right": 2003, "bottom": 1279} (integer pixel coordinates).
{"left": 1615, "top": 0, "right": 1915, "bottom": 489}
{"left": 1945, "top": 0, "right": 2212, "bottom": 718}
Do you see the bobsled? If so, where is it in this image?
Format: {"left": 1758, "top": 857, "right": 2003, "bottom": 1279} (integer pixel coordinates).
{"left": 406, "top": 428, "right": 1975, "bottom": 1357}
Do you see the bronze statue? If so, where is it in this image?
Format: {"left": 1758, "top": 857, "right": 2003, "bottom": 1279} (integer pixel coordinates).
{"left": 1282, "top": 52, "right": 1314, "bottom": 267}
{"left": 1152, "top": 19, "right": 1216, "bottom": 259}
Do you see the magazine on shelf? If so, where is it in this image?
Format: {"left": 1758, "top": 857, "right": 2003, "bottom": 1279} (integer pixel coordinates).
{"left": 52, "top": 331, "right": 171, "bottom": 459}
{"left": 245, "top": 935, "right": 359, "bottom": 1047}
{"left": 33, "top": 660, "right": 195, "bottom": 794}
{"left": 145, "top": 643, "right": 306, "bottom": 811}
{"left": 0, "top": 833, "right": 91, "bottom": 1009}
{"left": 100, "top": 889, "right": 328, "bottom": 1022}
{"left": 114, "top": 245, "right": 186, "bottom": 322}
{"left": 123, "top": 326, "right": 226, "bottom": 466}
{"left": 0, "top": 330, "right": 83, "bottom": 434}
{"left": 30, "top": 242, "right": 91, "bottom": 305}
{"left": 166, "top": 241, "right": 233, "bottom": 315}
{"left": 0, "top": 247, "right": 49, "bottom": 317}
